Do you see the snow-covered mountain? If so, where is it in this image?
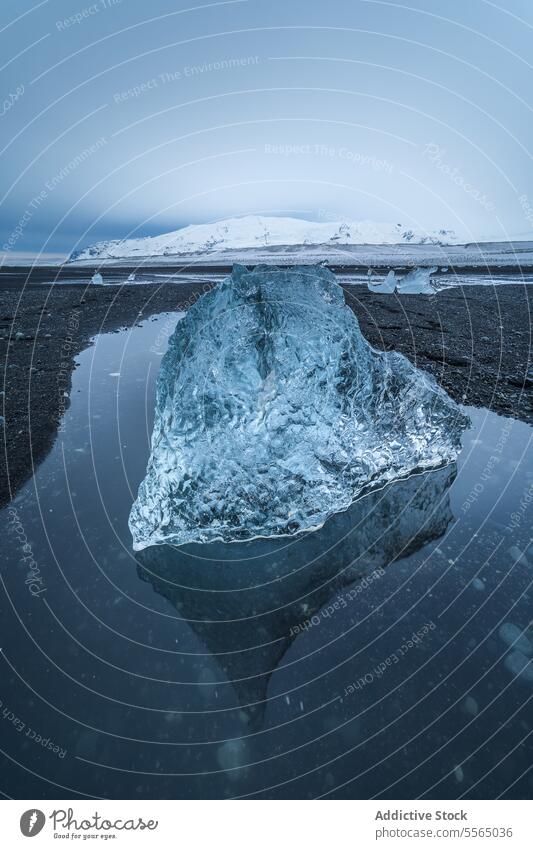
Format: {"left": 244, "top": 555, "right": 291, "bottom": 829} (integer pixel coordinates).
{"left": 68, "top": 216, "right": 463, "bottom": 263}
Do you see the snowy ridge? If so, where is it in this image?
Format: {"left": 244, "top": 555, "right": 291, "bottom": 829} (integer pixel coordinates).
{"left": 69, "top": 215, "right": 463, "bottom": 263}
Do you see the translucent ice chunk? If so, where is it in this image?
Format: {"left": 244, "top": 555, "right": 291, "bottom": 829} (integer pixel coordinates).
{"left": 129, "top": 264, "right": 468, "bottom": 549}
{"left": 381, "top": 269, "right": 396, "bottom": 292}
{"left": 91, "top": 272, "right": 103, "bottom": 285}
{"left": 367, "top": 269, "right": 396, "bottom": 293}
{"left": 397, "top": 266, "right": 437, "bottom": 294}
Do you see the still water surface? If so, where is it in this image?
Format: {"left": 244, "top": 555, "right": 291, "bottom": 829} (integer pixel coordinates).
{"left": 1, "top": 314, "right": 532, "bottom": 799}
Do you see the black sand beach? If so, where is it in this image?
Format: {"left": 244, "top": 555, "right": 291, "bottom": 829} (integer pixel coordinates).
{"left": 0, "top": 280, "right": 531, "bottom": 508}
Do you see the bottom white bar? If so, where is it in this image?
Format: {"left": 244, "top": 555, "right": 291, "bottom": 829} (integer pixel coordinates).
{"left": 1, "top": 800, "right": 530, "bottom": 847}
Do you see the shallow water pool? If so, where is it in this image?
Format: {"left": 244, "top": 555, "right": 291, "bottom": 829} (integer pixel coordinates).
{"left": 1, "top": 313, "right": 532, "bottom": 799}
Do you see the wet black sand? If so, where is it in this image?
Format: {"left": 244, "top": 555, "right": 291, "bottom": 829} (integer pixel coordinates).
{"left": 0, "top": 281, "right": 531, "bottom": 508}
{"left": 2, "top": 261, "right": 533, "bottom": 286}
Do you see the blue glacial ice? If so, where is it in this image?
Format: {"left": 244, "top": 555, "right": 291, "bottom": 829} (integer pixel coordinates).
{"left": 129, "top": 264, "right": 469, "bottom": 549}
{"left": 397, "top": 266, "right": 438, "bottom": 294}
{"left": 367, "top": 269, "right": 396, "bottom": 293}
{"left": 366, "top": 266, "right": 438, "bottom": 295}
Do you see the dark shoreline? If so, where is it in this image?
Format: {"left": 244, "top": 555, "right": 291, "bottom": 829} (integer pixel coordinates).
{"left": 2, "top": 262, "right": 533, "bottom": 287}
{"left": 0, "top": 281, "right": 531, "bottom": 509}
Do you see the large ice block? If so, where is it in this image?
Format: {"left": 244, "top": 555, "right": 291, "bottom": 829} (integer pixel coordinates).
{"left": 129, "top": 264, "right": 468, "bottom": 549}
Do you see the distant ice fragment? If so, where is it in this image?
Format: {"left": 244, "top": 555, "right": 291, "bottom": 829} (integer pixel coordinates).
{"left": 382, "top": 269, "right": 396, "bottom": 292}
{"left": 129, "top": 264, "right": 469, "bottom": 549}
{"left": 367, "top": 269, "right": 395, "bottom": 293}
{"left": 397, "top": 266, "right": 438, "bottom": 294}
{"left": 127, "top": 273, "right": 136, "bottom": 282}
{"left": 91, "top": 272, "right": 103, "bottom": 285}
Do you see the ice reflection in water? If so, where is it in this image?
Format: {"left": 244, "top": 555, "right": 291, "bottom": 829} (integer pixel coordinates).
{"left": 138, "top": 465, "right": 455, "bottom": 727}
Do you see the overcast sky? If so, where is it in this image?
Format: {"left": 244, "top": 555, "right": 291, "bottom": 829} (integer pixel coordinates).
{"left": 1, "top": 0, "right": 533, "bottom": 259}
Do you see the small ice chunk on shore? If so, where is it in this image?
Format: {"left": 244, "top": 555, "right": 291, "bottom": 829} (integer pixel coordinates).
{"left": 381, "top": 270, "right": 396, "bottom": 292}
{"left": 397, "top": 266, "right": 437, "bottom": 294}
{"left": 367, "top": 269, "right": 396, "bottom": 293}
{"left": 499, "top": 623, "right": 533, "bottom": 655}
{"left": 91, "top": 272, "right": 103, "bottom": 285}
{"left": 127, "top": 273, "right": 136, "bottom": 282}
